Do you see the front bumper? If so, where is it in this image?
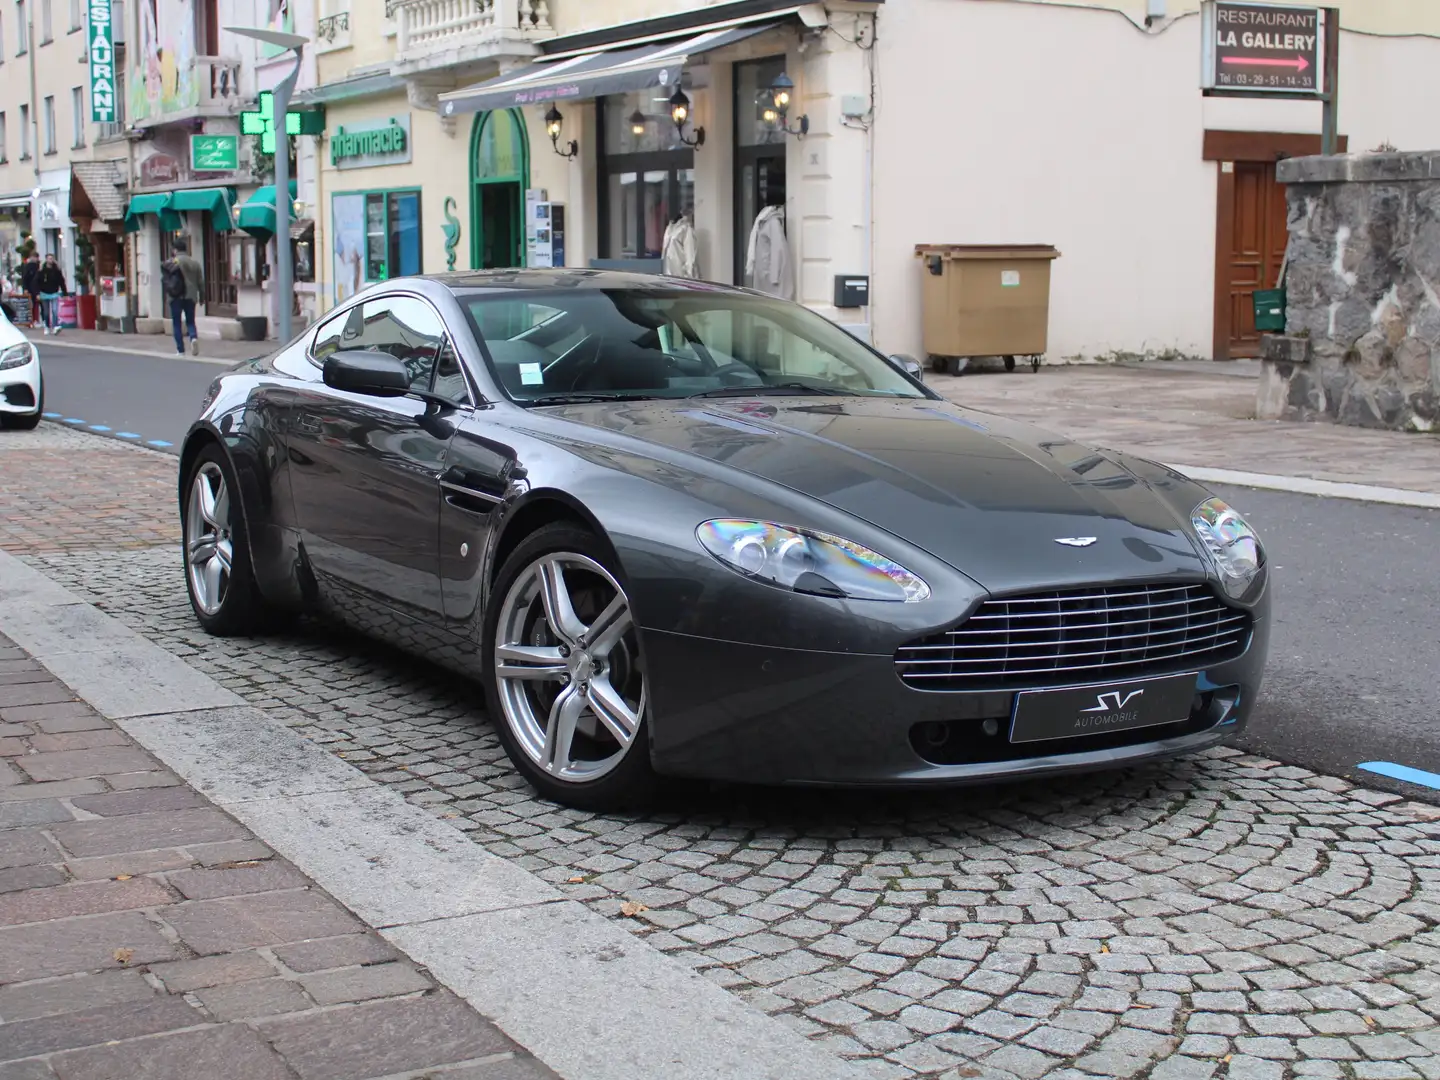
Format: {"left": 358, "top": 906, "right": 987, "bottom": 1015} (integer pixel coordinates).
{"left": 642, "top": 615, "right": 1269, "bottom": 786}
{"left": 0, "top": 352, "right": 40, "bottom": 415}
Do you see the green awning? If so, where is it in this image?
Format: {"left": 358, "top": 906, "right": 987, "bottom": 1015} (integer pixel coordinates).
{"left": 236, "top": 181, "right": 298, "bottom": 241}
{"left": 123, "top": 193, "right": 182, "bottom": 233}
{"left": 166, "top": 187, "right": 236, "bottom": 231}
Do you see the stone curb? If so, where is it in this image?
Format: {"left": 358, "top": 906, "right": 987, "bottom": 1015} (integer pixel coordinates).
{"left": 1167, "top": 465, "right": 1440, "bottom": 510}
{"left": 34, "top": 336, "right": 248, "bottom": 366}
{"left": 0, "top": 548, "right": 868, "bottom": 1080}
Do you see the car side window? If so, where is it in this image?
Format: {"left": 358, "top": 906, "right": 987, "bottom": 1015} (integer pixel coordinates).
{"left": 355, "top": 296, "right": 452, "bottom": 398}
{"left": 310, "top": 306, "right": 356, "bottom": 366}
{"left": 432, "top": 336, "right": 469, "bottom": 403}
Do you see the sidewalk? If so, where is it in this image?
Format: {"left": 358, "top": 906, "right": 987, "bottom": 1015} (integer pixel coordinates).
{"left": 0, "top": 632, "right": 557, "bottom": 1080}
{"left": 23, "top": 326, "right": 266, "bottom": 364}
{"left": 933, "top": 364, "right": 1440, "bottom": 497}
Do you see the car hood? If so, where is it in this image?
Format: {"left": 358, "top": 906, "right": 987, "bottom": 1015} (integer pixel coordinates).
{"left": 540, "top": 395, "right": 1212, "bottom": 593}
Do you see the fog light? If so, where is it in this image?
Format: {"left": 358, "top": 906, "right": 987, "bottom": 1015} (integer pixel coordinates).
{"left": 982, "top": 718, "right": 1000, "bottom": 737}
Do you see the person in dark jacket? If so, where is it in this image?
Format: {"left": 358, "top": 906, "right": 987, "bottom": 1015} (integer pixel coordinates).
{"left": 35, "top": 254, "right": 68, "bottom": 336}
{"left": 19, "top": 252, "right": 40, "bottom": 328}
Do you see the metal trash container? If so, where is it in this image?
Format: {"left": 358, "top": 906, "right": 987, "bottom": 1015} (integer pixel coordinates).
{"left": 914, "top": 244, "right": 1060, "bottom": 374}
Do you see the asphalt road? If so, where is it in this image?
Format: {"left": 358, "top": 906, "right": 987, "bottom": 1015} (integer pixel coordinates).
{"left": 35, "top": 343, "right": 227, "bottom": 452}
{"left": 29, "top": 344, "right": 1440, "bottom": 800}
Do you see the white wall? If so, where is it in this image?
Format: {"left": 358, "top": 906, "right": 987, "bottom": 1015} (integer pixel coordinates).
{"left": 869, "top": 0, "right": 1440, "bottom": 361}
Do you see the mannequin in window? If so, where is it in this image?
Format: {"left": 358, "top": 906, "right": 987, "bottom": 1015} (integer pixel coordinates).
{"left": 745, "top": 194, "right": 792, "bottom": 300}
{"left": 662, "top": 208, "right": 698, "bottom": 279}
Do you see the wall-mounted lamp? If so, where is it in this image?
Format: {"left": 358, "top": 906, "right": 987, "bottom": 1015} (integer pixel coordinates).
{"left": 626, "top": 109, "right": 647, "bottom": 139}
{"left": 763, "top": 72, "right": 808, "bottom": 137}
{"left": 668, "top": 87, "right": 705, "bottom": 148}
{"left": 544, "top": 105, "right": 578, "bottom": 159}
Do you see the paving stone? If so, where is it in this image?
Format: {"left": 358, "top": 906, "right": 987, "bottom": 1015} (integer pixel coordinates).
{"left": 0, "top": 969, "right": 156, "bottom": 1022}
{"left": 0, "top": 909, "right": 183, "bottom": 982}
{"left": 898, "top": 1004, "right": 963, "bottom": 1035}
{"left": 0, "top": 864, "right": 66, "bottom": 895}
{"left": 69, "top": 787, "right": 208, "bottom": 817}
{"left": 52, "top": 808, "right": 248, "bottom": 858}
{"left": 49, "top": 1021, "right": 293, "bottom": 1080}
{"left": 165, "top": 889, "right": 362, "bottom": 954}
{"left": 1297, "top": 1037, "right": 1362, "bottom": 1060}
{"left": 0, "top": 997, "right": 201, "bottom": 1058}
{"left": 196, "top": 977, "right": 315, "bottom": 1020}
{"left": 150, "top": 951, "right": 277, "bottom": 993}
{"left": 1223, "top": 1056, "right": 1286, "bottom": 1080}
{"left": 299, "top": 962, "right": 432, "bottom": 1005}
{"left": 166, "top": 861, "right": 309, "bottom": 900}
{"left": 1151, "top": 1058, "right": 1220, "bottom": 1080}
{"left": 15, "top": 747, "right": 157, "bottom": 783}
{"left": 0, "top": 876, "right": 175, "bottom": 926}
{"left": 0, "top": 800, "right": 73, "bottom": 828}
{"left": 984, "top": 1045, "right": 1058, "bottom": 1079}
{"left": 1022, "top": 1025, "right": 1098, "bottom": 1056}
{"left": 0, "top": 829, "right": 59, "bottom": 870}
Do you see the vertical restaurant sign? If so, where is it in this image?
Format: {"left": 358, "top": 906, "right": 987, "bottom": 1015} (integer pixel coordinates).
{"left": 88, "top": 0, "right": 117, "bottom": 122}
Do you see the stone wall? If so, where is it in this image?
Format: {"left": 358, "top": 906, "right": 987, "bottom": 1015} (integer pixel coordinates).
{"left": 1258, "top": 151, "right": 1440, "bottom": 431}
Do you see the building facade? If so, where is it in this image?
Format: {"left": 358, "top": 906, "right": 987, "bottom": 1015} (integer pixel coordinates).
{"left": 295, "top": 0, "right": 1440, "bottom": 364}
{"left": 0, "top": 0, "right": 131, "bottom": 320}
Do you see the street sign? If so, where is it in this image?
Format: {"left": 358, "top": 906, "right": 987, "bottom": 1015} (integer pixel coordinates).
{"left": 1202, "top": 2, "right": 1325, "bottom": 96}
{"left": 191, "top": 134, "right": 239, "bottom": 172}
{"left": 86, "top": 0, "right": 116, "bottom": 123}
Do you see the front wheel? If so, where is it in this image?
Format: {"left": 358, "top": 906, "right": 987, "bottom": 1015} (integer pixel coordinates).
{"left": 483, "top": 523, "right": 655, "bottom": 810}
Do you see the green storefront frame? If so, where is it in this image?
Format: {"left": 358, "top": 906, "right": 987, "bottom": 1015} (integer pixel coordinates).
{"left": 331, "top": 186, "right": 424, "bottom": 285}
{"left": 468, "top": 108, "right": 530, "bottom": 270}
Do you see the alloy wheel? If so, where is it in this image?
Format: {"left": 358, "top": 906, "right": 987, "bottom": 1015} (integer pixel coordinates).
{"left": 185, "top": 462, "right": 234, "bottom": 617}
{"left": 493, "top": 552, "right": 645, "bottom": 783}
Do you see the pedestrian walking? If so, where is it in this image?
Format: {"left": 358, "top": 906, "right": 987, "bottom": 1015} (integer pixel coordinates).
{"left": 35, "top": 254, "right": 68, "bottom": 337}
{"left": 19, "top": 252, "right": 41, "bottom": 329}
{"left": 163, "top": 237, "right": 204, "bottom": 356}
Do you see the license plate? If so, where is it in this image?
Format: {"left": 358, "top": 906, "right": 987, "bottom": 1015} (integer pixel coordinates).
{"left": 1010, "top": 673, "right": 1198, "bottom": 744}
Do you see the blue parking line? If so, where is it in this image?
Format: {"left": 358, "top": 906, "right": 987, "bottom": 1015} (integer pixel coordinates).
{"left": 116, "top": 432, "right": 140, "bottom": 439}
{"left": 89, "top": 425, "right": 111, "bottom": 432}
{"left": 62, "top": 417, "right": 85, "bottom": 424}
{"left": 147, "top": 439, "right": 173, "bottom": 448}
{"left": 41, "top": 411, "right": 60, "bottom": 419}
{"left": 1358, "top": 761, "right": 1440, "bottom": 791}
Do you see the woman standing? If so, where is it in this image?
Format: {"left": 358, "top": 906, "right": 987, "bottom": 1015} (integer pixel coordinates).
{"left": 35, "top": 254, "right": 68, "bottom": 336}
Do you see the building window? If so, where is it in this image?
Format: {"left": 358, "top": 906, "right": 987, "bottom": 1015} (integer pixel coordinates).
{"left": 39, "top": 0, "right": 50, "bottom": 43}
{"left": 68, "top": 0, "right": 78, "bottom": 31}
{"left": 0, "top": 111, "right": 7, "bottom": 163}
{"left": 70, "top": 85, "right": 83, "bottom": 147}
{"left": 18, "top": 103, "right": 29, "bottom": 159}
{"left": 597, "top": 91, "right": 695, "bottom": 262}
{"left": 359, "top": 190, "right": 422, "bottom": 282}
{"left": 42, "top": 94, "right": 55, "bottom": 154}
{"left": 17, "top": 0, "right": 28, "bottom": 54}
{"left": 0, "top": 9, "right": 5, "bottom": 58}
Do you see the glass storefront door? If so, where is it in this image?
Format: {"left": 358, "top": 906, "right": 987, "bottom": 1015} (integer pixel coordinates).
{"left": 734, "top": 57, "right": 788, "bottom": 286}
{"left": 598, "top": 91, "right": 695, "bottom": 265}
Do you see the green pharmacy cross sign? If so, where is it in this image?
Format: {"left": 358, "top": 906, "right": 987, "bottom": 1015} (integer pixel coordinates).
{"left": 240, "top": 92, "right": 324, "bottom": 154}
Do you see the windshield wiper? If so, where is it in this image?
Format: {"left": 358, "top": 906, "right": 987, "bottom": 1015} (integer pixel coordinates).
{"left": 687, "top": 382, "right": 848, "bottom": 399}
{"left": 523, "top": 393, "right": 665, "bottom": 406}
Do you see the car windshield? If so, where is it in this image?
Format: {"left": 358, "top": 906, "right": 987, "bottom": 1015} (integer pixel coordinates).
{"left": 459, "top": 288, "right": 932, "bottom": 404}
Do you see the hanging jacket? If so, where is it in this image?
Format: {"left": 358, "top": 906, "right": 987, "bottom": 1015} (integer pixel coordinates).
{"left": 745, "top": 205, "right": 793, "bottom": 301}
{"left": 661, "top": 215, "right": 698, "bottom": 279}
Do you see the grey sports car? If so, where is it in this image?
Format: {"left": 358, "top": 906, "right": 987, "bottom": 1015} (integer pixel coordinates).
{"left": 180, "top": 271, "right": 1270, "bottom": 809}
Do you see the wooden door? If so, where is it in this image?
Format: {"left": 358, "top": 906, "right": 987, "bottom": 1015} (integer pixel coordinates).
{"left": 1224, "top": 161, "right": 1288, "bottom": 358}
{"left": 204, "top": 219, "right": 237, "bottom": 316}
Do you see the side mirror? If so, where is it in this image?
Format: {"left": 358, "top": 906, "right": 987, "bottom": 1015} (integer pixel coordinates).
{"left": 890, "top": 353, "right": 924, "bottom": 382}
{"left": 323, "top": 350, "right": 410, "bottom": 397}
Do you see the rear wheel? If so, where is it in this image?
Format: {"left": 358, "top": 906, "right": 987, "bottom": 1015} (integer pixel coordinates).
{"left": 181, "top": 445, "right": 270, "bottom": 636}
{"left": 1004, "top": 355, "right": 1017, "bottom": 372}
{"left": 483, "top": 523, "right": 655, "bottom": 810}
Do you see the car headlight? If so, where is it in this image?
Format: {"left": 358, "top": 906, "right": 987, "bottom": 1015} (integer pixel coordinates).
{"left": 1192, "top": 497, "right": 1264, "bottom": 599}
{"left": 0, "top": 343, "right": 34, "bottom": 370}
{"left": 697, "top": 519, "right": 931, "bottom": 602}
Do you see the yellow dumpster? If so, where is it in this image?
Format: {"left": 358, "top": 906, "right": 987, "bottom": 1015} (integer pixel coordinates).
{"left": 914, "top": 244, "right": 1061, "bottom": 374}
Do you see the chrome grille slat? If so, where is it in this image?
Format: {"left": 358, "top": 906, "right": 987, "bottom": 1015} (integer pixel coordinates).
{"left": 895, "top": 582, "right": 1251, "bottom": 691}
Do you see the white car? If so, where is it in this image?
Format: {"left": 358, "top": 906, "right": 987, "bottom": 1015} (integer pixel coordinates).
{"left": 0, "top": 310, "right": 42, "bottom": 430}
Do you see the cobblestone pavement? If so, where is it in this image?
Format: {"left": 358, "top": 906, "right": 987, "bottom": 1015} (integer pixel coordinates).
{"left": 0, "top": 632, "right": 555, "bottom": 1080}
{"left": 7, "top": 424, "right": 1440, "bottom": 1080}
{"left": 932, "top": 366, "right": 1440, "bottom": 495}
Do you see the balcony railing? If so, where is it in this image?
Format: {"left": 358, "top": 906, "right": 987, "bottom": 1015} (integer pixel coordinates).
{"left": 196, "top": 56, "right": 244, "bottom": 113}
{"left": 393, "top": 0, "right": 553, "bottom": 64}
{"left": 317, "top": 11, "right": 351, "bottom": 52}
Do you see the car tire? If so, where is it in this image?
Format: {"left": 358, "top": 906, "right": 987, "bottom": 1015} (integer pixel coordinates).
{"left": 181, "top": 444, "right": 271, "bottom": 637}
{"left": 483, "top": 522, "right": 657, "bottom": 811}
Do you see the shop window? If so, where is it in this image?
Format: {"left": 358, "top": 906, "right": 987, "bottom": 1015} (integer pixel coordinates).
{"left": 359, "top": 190, "right": 422, "bottom": 282}
{"left": 229, "top": 235, "right": 260, "bottom": 286}
{"left": 597, "top": 91, "right": 695, "bottom": 262}
{"left": 733, "top": 57, "right": 789, "bottom": 286}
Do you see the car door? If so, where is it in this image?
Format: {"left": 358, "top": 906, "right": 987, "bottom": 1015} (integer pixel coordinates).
{"left": 286, "top": 293, "right": 461, "bottom": 622}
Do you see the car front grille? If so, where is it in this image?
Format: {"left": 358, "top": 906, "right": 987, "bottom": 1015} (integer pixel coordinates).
{"left": 896, "top": 582, "right": 1251, "bottom": 691}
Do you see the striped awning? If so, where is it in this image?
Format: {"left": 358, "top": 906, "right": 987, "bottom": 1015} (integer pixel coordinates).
{"left": 439, "top": 23, "right": 779, "bottom": 116}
